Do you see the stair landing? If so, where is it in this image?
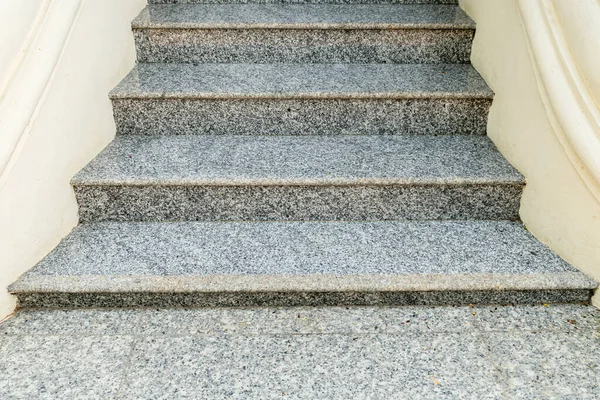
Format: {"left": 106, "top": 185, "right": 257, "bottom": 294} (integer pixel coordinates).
{"left": 1, "top": 304, "right": 599, "bottom": 398}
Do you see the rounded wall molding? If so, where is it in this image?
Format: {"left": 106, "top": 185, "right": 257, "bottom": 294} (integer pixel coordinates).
{"left": 517, "top": 0, "right": 600, "bottom": 203}
{"left": 0, "top": 0, "right": 83, "bottom": 188}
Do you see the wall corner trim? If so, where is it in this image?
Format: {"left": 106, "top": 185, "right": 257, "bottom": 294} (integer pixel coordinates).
{"left": 0, "top": 0, "right": 83, "bottom": 189}
{"left": 516, "top": 0, "right": 600, "bottom": 204}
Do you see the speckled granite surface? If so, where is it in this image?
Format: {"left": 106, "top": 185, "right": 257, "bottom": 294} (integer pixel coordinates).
{"left": 71, "top": 135, "right": 523, "bottom": 222}
{"left": 134, "top": 28, "right": 474, "bottom": 64}
{"left": 72, "top": 135, "right": 523, "bottom": 186}
{"left": 134, "top": 4, "right": 474, "bottom": 29}
{"left": 12, "top": 221, "right": 578, "bottom": 277}
{"left": 113, "top": 97, "right": 491, "bottom": 135}
{"left": 7, "top": 0, "right": 599, "bottom": 375}
{"left": 9, "top": 220, "right": 596, "bottom": 307}
{"left": 0, "top": 304, "right": 598, "bottom": 399}
{"left": 109, "top": 63, "right": 492, "bottom": 99}
{"left": 149, "top": 0, "right": 459, "bottom": 3}
{"left": 133, "top": 3, "right": 474, "bottom": 65}
{"left": 12, "top": 290, "right": 594, "bottom": 308}
{"left": 110, "top": 63, "right": 492, "bottom": 135}
{"left": 74, "top": 182, "right": 523, "bottom": 222}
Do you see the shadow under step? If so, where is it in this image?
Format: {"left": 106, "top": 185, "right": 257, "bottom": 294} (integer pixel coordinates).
{"left": 133, "top": 4, "right": 474, "bottom": 63}
{"left": 9, "top": 220, "right": 596, "bottom": 308}
{"left": 110, "top": 63, "right": 493, "bottom": 135}
{"left": 71, "top": 135, "right": 524, "bottom": 222}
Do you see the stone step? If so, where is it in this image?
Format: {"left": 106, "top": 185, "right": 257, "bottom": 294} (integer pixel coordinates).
{"left": 110, "top": 63, "right": 493, "bottom": 135}
{"left": 9, "top": 220, "right": 596, "bottom": 308}
{"left": 133, "top": 4, "right": 474, "bottom": 63}
{"left": 148, "top": 0, "right": 459, "bottom": 4}
{"left": 71, "top": 135, "right": 523, "bottom": 222}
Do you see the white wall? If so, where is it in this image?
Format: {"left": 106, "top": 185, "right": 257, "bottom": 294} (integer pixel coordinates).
{"left": 459, "top": 0, "right": 600, "bottom": 305}
{"left": 0, "top": 0, "right": 45, "bottom": 96}
{"left": 0, "top": 0, "right": 145, "bottom": 319}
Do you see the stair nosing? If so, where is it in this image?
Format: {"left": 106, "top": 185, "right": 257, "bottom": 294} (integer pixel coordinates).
{"left": 109, "top": 92, "right": 492, "bottom": 100}
{"left": 70, "top": 178, "right": 525, "bottom": 187}
{"left": 108, "top": 63, "right": 495, "bottom": 100}
{"left": 132, "top": 4, "right": 476, "bottom": 30}
{"left": 131, "top": 21, "right": 475, "bottom": 30}
{"left": 10, "top": 272, "right": 597, "bottom": 294}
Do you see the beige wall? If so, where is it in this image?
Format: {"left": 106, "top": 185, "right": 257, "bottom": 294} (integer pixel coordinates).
{"left": 0, "top": 0, "right": 45, "bottom": 95}
{"left": 0, "top": 0, "right": 145, "bottom": 319}
{"left": 459, "top": 0, "right": 600, "bottom": 306}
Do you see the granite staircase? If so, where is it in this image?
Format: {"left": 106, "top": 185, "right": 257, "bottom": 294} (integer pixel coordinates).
{"left": 9, "top": 0, "right": 596, "bottom": 308}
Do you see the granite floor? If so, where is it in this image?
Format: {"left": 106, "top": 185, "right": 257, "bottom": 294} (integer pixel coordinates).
{"left": 0, "top": 304, "right": 599, "bottom": 399}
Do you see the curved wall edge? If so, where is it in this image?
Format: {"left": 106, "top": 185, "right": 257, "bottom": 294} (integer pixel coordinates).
{"left": 460, "top": 0, "right": 600, "bottom": 290}
{"left": 0, "top": 0, "right": 146, "bottom": 318}
{"left": 0, "top": 1, "right": 82, "bottom": 187}
{"left": 517, "top": 0, "right": 600, "bottom": 204}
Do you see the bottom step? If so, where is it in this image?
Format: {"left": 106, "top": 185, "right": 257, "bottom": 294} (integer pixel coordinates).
{"left": 10, "top": 221, "right": 596, "bottom": 308}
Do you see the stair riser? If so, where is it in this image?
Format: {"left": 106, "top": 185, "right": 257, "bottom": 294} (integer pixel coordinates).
{"left": 148, "top": 1, "right": 458, "bottom": 4}
{"left": 112, "top": 98, "right": 491, "bottom": 135}
{"left": 74, "top": 184, "right": 523, "bottom": 222}
{"left": 15, "top": 289, "right": 591, "bottom": 309}
{"left": 134, "top": 28, "right": 473, "bottom": 64}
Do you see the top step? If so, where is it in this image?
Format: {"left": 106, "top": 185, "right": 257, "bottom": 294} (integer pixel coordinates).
{"left": 133, "top": 4, "right": 474, "bottom": 64}
{"left": 148, "top": 1, "right": 458, "bottom": 4}
{"left": 134, "top": 4, "right": 473, "bottom": 29}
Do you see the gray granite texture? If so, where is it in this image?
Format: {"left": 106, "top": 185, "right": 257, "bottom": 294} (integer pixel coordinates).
{"left": 121, "top": 332, "right": 500, "bottom": 399}
{"left": 0, "top": 335, "right": 133, "bottom": 399}
{"left": 11, "top": 221, "right": 577, "bottom": 277}
{"left": 149, "top": 0, "right": 459, "bottom": 3}
{"left": 134, "top": 28, "right": 474, "bottom": 64}
{"left": 9, "top": 220, "right": 596, "bottom": 307}
{"left": 110, "top": 63, "right": 492, "bottom": 99}
{"left": 486, "top": 331, "right": 600, "bottom": 398}
{"left": 476, "top": 303, "right": 600, "bottom": 332}
{"left": 134, "top": 5, "right": 475, "bottom": 29}
{"left": 72, "top": 135, "right": 523, "bottom": 186}
{"left": 110, "top": 63, "right": 492, "bottom": 135}
{"left": 1, "top": 304, "right": 599, "bottom": 399}
{"left": 113, "top": 97, "right": 491, "bottom": 135}
{"left": 133, "top": 5, "right": 474, "bottom": 63}
{"left": 13, "top": 289, "right": 594, "bottom": 309}
{"left": 71, "top": 135, "right": 523, "bottom": 222}
{"left": 74, "top": 181, "right": 523, "bottom": 222}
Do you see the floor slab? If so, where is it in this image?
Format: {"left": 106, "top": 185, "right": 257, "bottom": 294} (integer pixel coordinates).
{"left": 1, "top": 304, "right": 598, "bottom": 399}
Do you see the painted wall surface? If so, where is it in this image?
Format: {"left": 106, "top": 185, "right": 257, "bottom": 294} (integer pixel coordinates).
{"left": 0, "top": 0, "right": 45, "bottom": 95}
{"left": 553, "top": 0, "right": 600, "bottom": 108}
{"left": 459, "top": 0, "right": 600, "bottom": 306}
{"left": 0, "top": 0, "right": 145, "bottom": 319}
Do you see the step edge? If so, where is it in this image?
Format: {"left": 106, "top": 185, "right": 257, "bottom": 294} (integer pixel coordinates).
{"left": 69, "top": 177, "right": 526, "bottom": 187}
{"left": 133, "top": 3, "right": 475, "bottom": 30}
{"left": 131, "top": 22, "right": 475, "bottom": 30}
{"left": 108, "top": 91, "right": 494, "bottom": 100}
{"left": 145, "top": 1, "right": 460, "bottom": 3}
{"left": 9, "top": 272, "right": 598, "bottom": 294}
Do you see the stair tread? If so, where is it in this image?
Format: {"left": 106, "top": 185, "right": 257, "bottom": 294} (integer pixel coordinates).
{"left": 109, "top": 63, "right": 493, "bottom": 99}
{"left": 71, "top": 135, "right": 523, "bottom": 186}
{"left": 10, "top": 220, "right": 596, "bottom": 294}
{"left": 147, "top": 0, "right": 461, "bottom": 6}
{"left": 132, "top": 4, "right": 475, "bottom": 29}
